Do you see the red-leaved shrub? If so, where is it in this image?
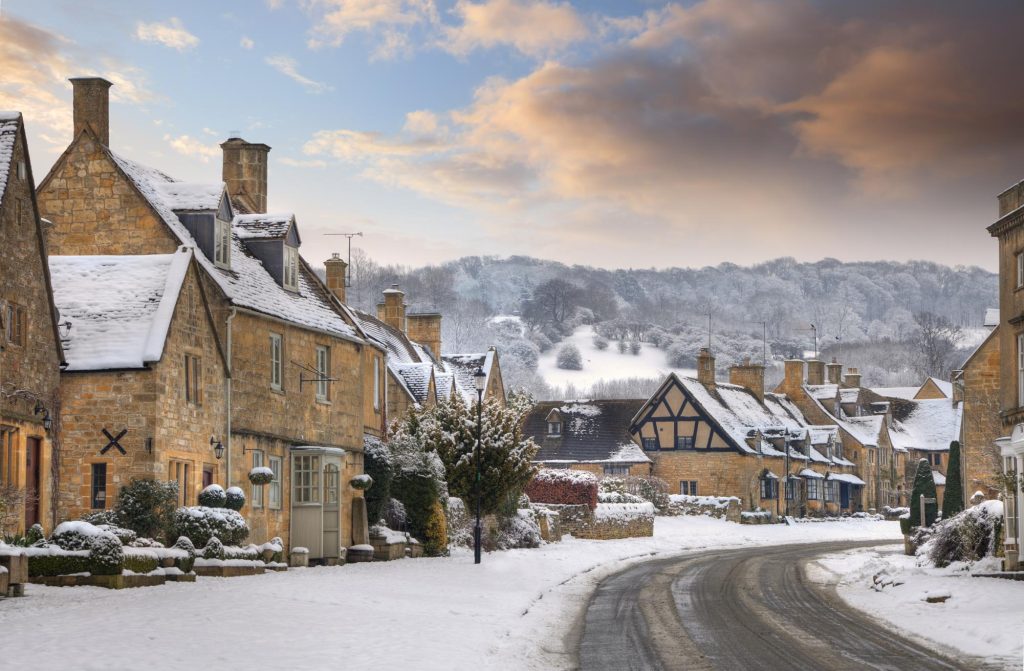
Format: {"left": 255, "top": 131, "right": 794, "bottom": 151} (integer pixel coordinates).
{"left": 525, "top": 469, "right": 599, "bottom": 510}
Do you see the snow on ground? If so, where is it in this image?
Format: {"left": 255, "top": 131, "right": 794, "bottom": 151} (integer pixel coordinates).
{"left": 809, "top": 547, "right": 1023, "bottom": 669}
{"left": 1, "top": 517, "right": 898, "bottom": 671}
{"left": 538, "top": 325, "right": 694, "bottom": 391}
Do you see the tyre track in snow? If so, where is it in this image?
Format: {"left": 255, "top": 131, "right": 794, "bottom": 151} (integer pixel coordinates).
{"left": 578, "top": 540, "right": 994, "bottom": 671}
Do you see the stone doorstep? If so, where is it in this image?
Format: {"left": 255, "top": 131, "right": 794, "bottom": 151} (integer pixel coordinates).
{"left": 193, "top": 564, "right": 266, "bottom": 578}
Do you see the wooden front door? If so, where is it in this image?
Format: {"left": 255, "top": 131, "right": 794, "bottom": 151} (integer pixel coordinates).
{"left": 25, "top": 437, "right": 41, "bottom": 528}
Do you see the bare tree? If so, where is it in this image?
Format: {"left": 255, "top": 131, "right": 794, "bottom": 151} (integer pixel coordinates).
{"left": 913, "top": 312, "right": 962, "bottom": 379}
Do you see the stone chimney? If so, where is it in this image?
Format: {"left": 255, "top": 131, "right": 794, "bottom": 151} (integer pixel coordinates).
{"left": 729, "top": 357, "right": 765, "bottom": 402}
{"left": 806, "top": 359, "right": 825, "bottom": 386}
{"left": 407, "top": 313, "right": 442, "bottom": 360}
{"left": 998, "top": 180, "right": 1024, "bottom": 217}
{"left": 781, "top": 359, "right": 805, "bottom": 394}
{"left": 696, "top": 348, "right": 716, "bottom": 387}
{"left": 843, "top": 367, "right": 862, "bottom": 388}
{"left": 324, "top": 253, "right": 347, "bottom": 305}
{"left": 70, "top": 77, "right": 112, "bottom": 146}
{"left": 377, "top": 285, "right": 406, "bottom": 332}
{"left": 221, "top": 136, "right": 271, "bottom": 213}
{"left": 827, "top": 358, "right": 842, "bottom": 385}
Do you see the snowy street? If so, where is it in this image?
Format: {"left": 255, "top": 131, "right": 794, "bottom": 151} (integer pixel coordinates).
{"left": 1, "top": 518, "right": 905, "bottom": 671}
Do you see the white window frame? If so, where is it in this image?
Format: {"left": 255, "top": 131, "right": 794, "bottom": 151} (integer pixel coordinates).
{"left": 316, "top": 345, "right": 330, "bottom": 401}
{"left": 214, "top": 218, "right": 231, "bottom": 268}
{"left": 1017, "top": 252, "right": 1024, "bottom": 289}
{"left": 293, "top": 454, "right": 321, "bottom": 504}
{"left": 547, "top": 421, "right": 562, "bottom": 436}
{"left": 1018, "top": 333, "right": 1024, "bottom": 407}
{"left": 252, "top": 450, "right": 265, "bottom": 508}
{"left": 270, "top": 333, "right": 283, "bottom": 391}
{"left": 373, "top": 357, "right": 380, "bottom": 411}
{"left": 268, "top": 456, "right": 282, "bottom": 510}
{"left": 284, "top": 245, "right": 299, "bottom": 291}
{"left": 807, "top": 478, "right": 822, "bottom": 500}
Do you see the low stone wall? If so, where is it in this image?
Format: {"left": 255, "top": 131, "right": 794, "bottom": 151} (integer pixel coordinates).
{"left": 665, "top": 495, "right": 741, "bottom": 522}
{"left": 739, "top": 510, "right": 773, "bottom": 524}
{"left": 541, "top": 503, "right": 654, "bottom": 540}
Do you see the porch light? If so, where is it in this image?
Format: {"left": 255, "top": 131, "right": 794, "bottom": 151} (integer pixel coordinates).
{"left": 211, "top": 436, "right": 225, "bottom": 460}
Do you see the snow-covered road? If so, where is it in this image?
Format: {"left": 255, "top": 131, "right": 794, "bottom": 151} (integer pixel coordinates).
{"left": 1, "top": 518, "right": 900, "bottom": 671}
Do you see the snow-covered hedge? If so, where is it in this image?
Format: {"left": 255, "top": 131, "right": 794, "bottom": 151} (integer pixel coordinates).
{"left": 525, "top": 469, "right": 599, "bottom": 510}
{"left": 224, "top": 486, "right": 246, "bottom": 512}
{"left": 594, "top": 502, "right": 655, "bottom": 522}
{"left": 172, "top": 506, "right": 249, "bottom": 546}
{"left": 491, "top": 510, "right": 542, "bottom": 550}
{"left": 917, "top": 500, "right": 1004, "bottom": 568}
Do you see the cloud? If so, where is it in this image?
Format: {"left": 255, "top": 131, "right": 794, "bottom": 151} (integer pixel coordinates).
{"left": 264, "top": 55, "right": 331, "bottom": 93}
{"left": 0, "top": 17, "right": 152, "bottom": 146}
{"left": 135, "top": 18, "right": 200, "bottom": 51}
{"left": 279, "top": 157, "right": 328, "bottom": 168}
{"left": 302, "top": 0, "right": 437, "bottom": 57}
{"left": 164, "top": 134, "right": 219, "bottom": 162}
{"left": 441, "top": 0, "right": 587, "bottom": 57}
{"left": 240, "top": 36, "right": 255, "bottom": 49}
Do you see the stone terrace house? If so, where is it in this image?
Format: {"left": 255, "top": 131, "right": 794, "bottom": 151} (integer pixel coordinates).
{"left": 350, "top": 283, "right": 506, "bottom": 426}
{"left": 49, "top": 249, "right": 227, "bottom": 521}
{"left": 0, "top": 111, "right": 65, "bottom": 534}
{"left": 36, "top": 77, "right": 381, "bottom": 559}
{"left": 632, "top": 352, "right": 861, "bottom": 518}
{"left": 525, "top": 399, "right": 650, "bottom": 477}
{"left": 955, "top": 325, "right": 1002, "bottom": 499}
{"left": 988, "top": 178, "right": 1024, "bottom": 569}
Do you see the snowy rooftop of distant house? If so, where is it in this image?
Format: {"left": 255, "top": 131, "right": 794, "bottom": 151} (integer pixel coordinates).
{"left": 834, "top": 414, "right": 885, "bottom": 448}
{"left": 889, "top": 398, "right": 960, "bottom": 452}
{"left": 984, "top": 308, "right": 1000, "bottom": 327}
{"left": 50, "top": 249, "right": 191, "bottom": 371}
{"left": 441, "top": 351, "right": 496, "bottom": 404}
{"left": 392, "top": 362, "right": 434, "bottom": 404}
{"left": 109, "top": 152, "right": 356, "bottom": 341}
{"left": 924, "top": 377, "right": 953, "bottom": 398}
{"left": 0, "top": 112, "right": 20, "bottom": 208}
{"left": 154, "top": 181, "right": 224, "bottom": 211}
{"left": 233, "top": 212, "right": 295, "bottom": 240}
{"left": 434, "top": 372, "right": 454, "bottom": 403}
{"left": 526, "top": 399, "right": 650, "bottom": 464}
{"left": 871, "top": 386, "right": 919, "bottom": 400}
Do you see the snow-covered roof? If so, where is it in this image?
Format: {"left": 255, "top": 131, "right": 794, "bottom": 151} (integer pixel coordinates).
{"left": 889, "top": 398, "right": 959, "bottom": 452}
{"left": 923, "top": 377, "right": 953, "bottom": 398}
{"left": 527, "top": 399, "right": 650, "bottom": 464}
{"left": 50, "top": 248, "right": 192, "bottom": 371}
{"left": 434, "top": 371, "right": 455, "bottom": 403}
{"left": 829, "top": 473, "right": 867, "bottom": 485}
{"left": 984, "top": 308, "right": 999, "bottom": 327}
{"left": 871, "top": 386, "right": 919, "bottom": 400}
{"left": 799, "top": 468, "right": 824, "bottom": 479}
{"left": 154, "top": 181, "right": 224, "bottom": 211}
{"left": 836, "top": 415, "right": 884, "bottom": 448}
{"left": 806, "top": 384, "right": 838, "bottom": 401}
{"left": 441, "top": 351, "right": 496, "bottom": 405}
{"left": 234, "top": 212, "right": 296, "bottom": 240}
{"left": 839, "top": 388, "right": 860, "bottom": 403}
{"left": 109, "top": 152, "right": 356, "bottom": 341}
{"left": 933, "top": 471, "right": 947, "bottom": 486}
{"left": 392, "top": 362, "right": 434, "bottom": 404}
{"left": 0, "top": 112, "right": 19, "bottom": 208}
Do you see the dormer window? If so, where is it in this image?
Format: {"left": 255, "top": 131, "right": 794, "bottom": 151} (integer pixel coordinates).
{"left": 214, "top": 218, "right": 231, "bottom": 268}
{"left": 284, "top": 245, "right": 299, "bottom": 291}
{"left": 547, "top": 421, "right": 562, "bottom": 436}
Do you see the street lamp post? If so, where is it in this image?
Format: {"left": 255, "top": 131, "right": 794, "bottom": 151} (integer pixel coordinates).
{"left": 473, "top": 367, "right": 487, "bottom": 565}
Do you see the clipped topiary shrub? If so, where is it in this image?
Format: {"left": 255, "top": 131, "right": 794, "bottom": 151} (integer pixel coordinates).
{"left": 113, "top": 478, "right": 179, "bottom": 542}
{"left": 202, "top": 537, "right": 225, "bottom": 560}
{"left": 423, "top": 499, "right": 448, "bottom": 557}
{"left": 391, "top": 468, "right": 442, "bottom": 546}
{"left": 27, "top": 551, "right": 92, "bottom": 577}
{"left": 941, "top": 441, "right": 965, "bottom": 521}
{"left": 525, "top": 469, "right": 599, "bottom": 510}
{"left": 122, "top": 548, "right": 159, "bottom": 574}
{"left": 172, "top": 536, "right": 196, "bottom": 572}
{"left": 223, "top": 545, "right": 259, "bottom": 561}
{"left": 96, "top": 524, "right": 137, "bottom": 546}
{"left": 224, "top": 486, "right": 246, "bottom": 512}
{"left": 198, "top": 484, "right": 227, "bottom": 508}
{"left": 172, "top": 506, "right": 249, "bottom": 547}
{"left": 51, "top": 521, "right": 105, "bottom": 551}
{"left": 88, "top": 533, "right": 125, "bottom": 576}
{"left": 350, "top": 474, "right": 373, "bottom": 491}
{"left": 907, "top": 458, "right": 938, "bottom": 530}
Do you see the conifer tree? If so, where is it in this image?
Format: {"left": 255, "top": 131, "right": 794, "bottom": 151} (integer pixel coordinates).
{"left": 908, "top": 458, "right": 938, "bottom": 528}
{"left": 941, "top": 441, "right": 964, "bottom": 520}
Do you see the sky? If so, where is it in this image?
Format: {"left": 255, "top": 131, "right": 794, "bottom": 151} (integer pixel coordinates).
{"left": 1, "top": 0, "right": 1022, "bottom": 272}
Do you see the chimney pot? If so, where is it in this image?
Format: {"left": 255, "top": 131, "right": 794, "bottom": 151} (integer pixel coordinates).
{"left": 324, "top": 254, "right": 348, "bottom": 305}
{"left": 697, "top": 348, "right": 716, "bottom": 387}
{"left": 70, "top": 77, "right": 112, "bottom": 146}
{"left": 221, "top": 136, "right": 271, "bottom": 213}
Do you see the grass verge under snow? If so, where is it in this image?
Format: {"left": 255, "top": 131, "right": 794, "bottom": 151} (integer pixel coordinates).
{"left": 1, "top": 517, "right": 899, "bottom": 671}
{"left": 809, "top": 548, "right": 1022, "bottom": 670}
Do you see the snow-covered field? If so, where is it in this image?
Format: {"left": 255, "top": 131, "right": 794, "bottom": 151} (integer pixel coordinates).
{"left": 1, "top": 517, "right": 899, "bottom": 671}
{"left": 537, "top": 325, "right": 694, "bottom": 391}
{"left": 809, "top": 547, "right": 1023, "bottom": 669}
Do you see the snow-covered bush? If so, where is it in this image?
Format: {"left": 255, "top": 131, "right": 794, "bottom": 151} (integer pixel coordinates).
{"left": 363, "top": 435, "right": 393, "bottom": 525}
{"left": 95, "top": 523, "right": 137, "bottom": 546}
{"left": 350, "top": 474, "right": 373, "bottom": 491}
{"left": 248, "top": 467, "right": 274, "bottom": 486}
{"left": 599, "top": 491, "right": 644, "bottom": 504}
{"left": 224, "top": 486, "right": 246, "bottom": 512}
{"left": 172, "top": 506, "right": 249, "bottom": 546}
{"left": 593, "top": 335, "right": 609, "bottom": 350}
{"left": 917, "top": 500, "right": 1004, "bottom": 568}
{"left": 445, "top": 497, "right": 471, "bottom": 548}
{"left": 556, "top": 343, "right": 583, "bottom": 370}
{"left": 122, "top": 547, "right": 159, "bottom": 574}
{"left": 201, "top": 537, "right": 225, "bottom": 560}
{"left": 526, "top": 469, "right": 599, "bottom": 510}
{"left": 491, "top": 511, "right": 541, "bottom": 550}
{"left": 172, "top": 536, "right": 196, "bottom": 572}
{"left": 629, "top": 340, "right": 641, "bottom": 355}
{"left": 51, "top": 521, "right": 104, "bottom": 551}
{"left": 88, "top": 532, "right": 124, "bottom": 575}
{"left": 600, "top": 476, "right": 670, "bottom": 512}
{"left": 383, "top": 498, "right": 407, "bottom": 529}
{"left": 223, "top": 544, "right": 259, "bottom": 561}
{"left": 24, "top": 522, "right": 45, "bottom": 545}
{"left": 82, "top": 510, "right": 119, "bottom": 527}
{"left": 113, "top": 478, "right": 178, "bottom": 541}
{"left": 198, "top": 484, "right": 227, "bottom": 508}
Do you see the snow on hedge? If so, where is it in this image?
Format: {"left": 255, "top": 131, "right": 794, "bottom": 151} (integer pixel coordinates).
{"left": 594, "top": 502, "right": 655, "bottom": 521}
{"left": 669, "top": 494, "right": 739, "bottom": 509}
